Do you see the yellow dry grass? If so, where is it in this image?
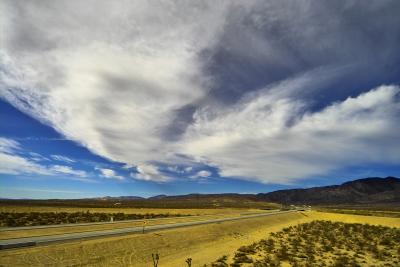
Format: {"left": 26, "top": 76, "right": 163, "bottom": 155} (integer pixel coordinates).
{"left": 307, "top": 211, "right": 400, "bottom": 227}
{"left": 0, "top": 211, "right": 398, "bottom": 267}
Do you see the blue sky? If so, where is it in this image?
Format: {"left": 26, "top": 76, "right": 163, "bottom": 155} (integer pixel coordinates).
{"left": 1, "top": 1, "right": 400, "bottom": 199}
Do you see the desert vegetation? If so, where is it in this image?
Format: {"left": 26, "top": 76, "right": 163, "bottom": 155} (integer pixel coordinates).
{"left": 0, "top": 197, "right": 278, "bottom": 209}
{"left": 1, "top": 212, "right": 399, "bottom": 266}
{"left": 209, "top": 220, "right": 400, "bottom": 266}
{"left": 0, "top": 211, "right": 186, "bottom": 227}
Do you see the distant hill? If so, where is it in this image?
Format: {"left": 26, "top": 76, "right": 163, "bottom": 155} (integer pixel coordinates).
{"left": 1, "top": 177, "right": 398, "bottom": 208}
{"left": 148, "top": 194, "right": 168, "bottom": 200}
{"left": 256, "top": 176, "right": 400, "bottom": 205}
{"left": 93, "top": 196, "right": 145, "bottom": 200}
{"left": 153, "top": 177, "right": 400, "bottom": 206}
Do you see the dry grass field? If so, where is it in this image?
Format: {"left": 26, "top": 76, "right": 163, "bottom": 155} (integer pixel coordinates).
{"left": 0, "top": 211, "right": 399, "bottom": 267}
{"left": 315, "top": 208, "right": 400, "bottom": 218}
{"left": 0, "top": 206, "right": 266, "bottom": 228}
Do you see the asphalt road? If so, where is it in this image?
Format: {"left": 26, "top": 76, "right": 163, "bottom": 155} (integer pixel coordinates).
{"left": 0, "top": 210, "right": 269, "bottom": 232}
{"left": 0, "top": 210, "right": 294, "bottom": 250}
{"left": 0, "top": 214, "right": 199, "bottom": 232}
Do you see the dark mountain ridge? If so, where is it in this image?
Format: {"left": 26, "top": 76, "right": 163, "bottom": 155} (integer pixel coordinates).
{"left": 256, "top": 176, "right": 400, "bottom": 205}
{"left": 89, "top": 177, "right": 400, "bottom": 206}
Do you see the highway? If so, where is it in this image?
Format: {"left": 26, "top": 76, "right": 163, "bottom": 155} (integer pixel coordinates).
{"left": 0, "top": 214, "right": 203, "bottom": 232}
{"left": 0, "top": 210, "right": 275, "bottom": 232}
{"left": 0, "top": 210, "right": 294, "bottom": 250}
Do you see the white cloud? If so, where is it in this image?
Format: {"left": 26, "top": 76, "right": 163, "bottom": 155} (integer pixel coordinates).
{"left": 98, "top": 168, "right": 124, "bottom": 180}
{"left": 0, "top": 138, "right": 51, "bottom": 175}
{"left": 182, "top": 85, "right": 400, "bottom": 183}
{"left": 167, "top": 166, "right": 184, "bottom": 174}
{"left": 29, "top": 152, "right": 49, "bottom": 162}
{"left": 0, "top": 1, "right": 230, "bottom": 174}
{"left": 134, "top": 164, "right": 170, "bottom": 182}
{"left": 122, "top": 164, "right": 134, "bottom": 170}
{"left": 0, "top": 137, "right": 91, "bottom": 180}
{"left": 0, "top": 137, "right": 19, "bottom": 153}
{"left": 1, "top": 1, "right": 400, "bottom": 184}
{"left": 49, "top": 165, "right": 87, "bottom": 178}
{"left": 184, "top": 166, "right": 193, "bottom": 173}
{"left": 51, "top": 154, "right": 75, "bottom": 163}
{"left": 191, "top": 170, "right": 212, "bottom": 179}
{"left": 0, "top": 152, "right": 52, "bottom": 176}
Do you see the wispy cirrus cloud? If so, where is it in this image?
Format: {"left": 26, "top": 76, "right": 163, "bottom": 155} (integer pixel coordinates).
{"left": 0, "top": 137, "right": 19, "bottom": 154}
{"left": 182, "top": 84, "right": 400, "bottom": 184}
{"left": 29, "top": 152, "right": 49, "bottom": 162}
{"left": 49, "top": 165, "right": 86, "bottom": 178}
{"left": 0, "top": 150, "right": 52, "bottom": 176}
{"left": 0, "top": 137, "right": 92, "bottom": 181}
{"left": 50, "top": 154, "right": 75, "bottom": 163}
{"left": 0, "top": 138, "right": 51, "bottom": 175}
{"left": 1, "top": 1, "right": 400, "bottom": 184}
{"left": 0, "top": 0, "right": 228, "bottom": 168}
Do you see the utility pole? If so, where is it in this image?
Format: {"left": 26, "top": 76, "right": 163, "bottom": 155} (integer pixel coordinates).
{"left": 142, "top": 220, "right": 147, "bottom": 234}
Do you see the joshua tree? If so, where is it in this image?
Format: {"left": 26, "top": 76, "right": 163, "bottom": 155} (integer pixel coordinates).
{"left": 186, "top": 258, "right": 192, "bottom": 267}
{"left": 151, "top": 253, "right": 159, "bottom": 267}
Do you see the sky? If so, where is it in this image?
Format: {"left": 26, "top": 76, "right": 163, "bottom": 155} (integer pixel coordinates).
{"left": 1, "top": 1, "right": 400, "bottom": 199}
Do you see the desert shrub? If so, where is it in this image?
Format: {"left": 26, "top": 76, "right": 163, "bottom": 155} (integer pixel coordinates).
{"left": 210, "top": 220, "right": 400, "bottom": 267}
{"left": 276, "top": 245, "right": 289, "bottom": 260}
{"left": 237, "top": 244, "right": 256, "bottom": 254}
{"left": 333, "top": 255, "right": 350, "bottom": 266}
{"left": 211, "top": 255, "right": 228, "bottom": 267}
{"left": 233, "top": 252, "right": 253, "bottom": 263}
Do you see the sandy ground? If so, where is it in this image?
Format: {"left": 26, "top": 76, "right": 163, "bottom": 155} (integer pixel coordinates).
{"left": 0, "top": 211, "right": 399, "bottom": 267}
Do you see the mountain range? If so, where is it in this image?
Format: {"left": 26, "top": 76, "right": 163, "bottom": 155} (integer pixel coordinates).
{"left": 2, "top": 177, "right": 399, "bottom": 208}
{"left": 94, "top": 176, "right": 400, "bottom": 206}
{"left": 256, "top": 176, "right": 400, "bottom": 205}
